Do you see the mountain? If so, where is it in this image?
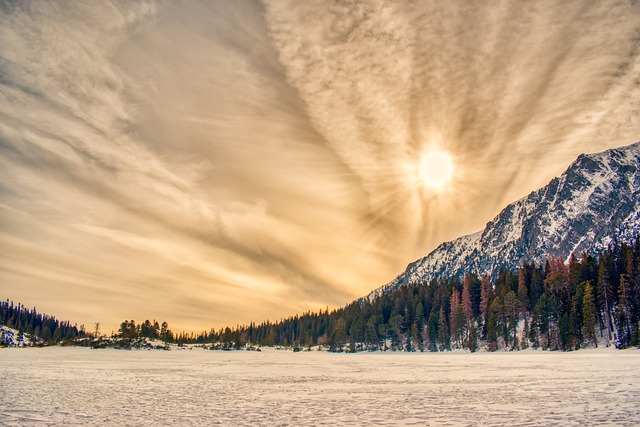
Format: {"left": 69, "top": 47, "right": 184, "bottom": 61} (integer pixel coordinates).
{"left": 371, "top": 141, "right": 640, "bottom": 297}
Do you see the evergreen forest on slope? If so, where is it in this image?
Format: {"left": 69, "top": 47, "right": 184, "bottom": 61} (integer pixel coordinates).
{"left": 3, "top": 238, "right": 639, "bottom": 352}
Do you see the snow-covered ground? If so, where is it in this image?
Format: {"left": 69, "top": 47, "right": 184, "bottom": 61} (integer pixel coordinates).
{"left": 1, "top": 347, "right": 638, "bottom": 426}
{"left": 0, "top": 326, "right": 39, "bottom": 347}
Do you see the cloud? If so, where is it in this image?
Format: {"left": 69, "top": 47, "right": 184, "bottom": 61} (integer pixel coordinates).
{"left": 0, "top": 0, "right": 382, "bottom": 331}
{"left": 1, "top": 0, "right": 639, "bottom": 332}
{"left": 263, "top": 0, "right": 640, "bottom": 245}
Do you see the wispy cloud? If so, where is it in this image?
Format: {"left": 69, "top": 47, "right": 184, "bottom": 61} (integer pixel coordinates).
{"left": 264, "top": 0, "right": 640, "bottom": 244}
{"left": 1, "top": 0, "right": 638, "bottom": 331}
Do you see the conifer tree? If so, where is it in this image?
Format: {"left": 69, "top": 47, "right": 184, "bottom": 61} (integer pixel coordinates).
{"left": 568, "top": 297, "right": 579, "bottom": 349}
{"left": 389, "top": 314, "right": 404, "bottom": 350}
{"left": 520, "top": 318, "right": 529, "bottom": 349}
{"left": 467, "top": 320, "right": 478, "bottom": 352}
{"left": 329, "top": 317, "right": 347, "bottom": 352}
{"left": 460, "top": 276, "right": 475, "bottom": 351}
{"left": 582, "top": 281, "right": 597, "bottom": 348}
{"left": 462, "top": 275, "right": 473, "bottom": 322}
{"left": 365, "top": 316, "right": 380, "bottom": 351}
{"left": 427, "top": 310, "right": 439, "bottom": 352}
{"left": 503, "top": 291, "right": 518, "bottom": 350}
{"left": 480, "top": 275, "right": 492, "bottom": 318}
{"left": 558, "top": 313, "right": 570, "bottom": 351}
{"left": 615, "top": 273, "right": 633, "bottom": 348}
{"left": 410, "top": 323, "right": 421, "bottom": 352}
{"left": 529, "top": 265, "right": 545, "bottom": 309}
{"left": 480, "top": 275, "right": 492, "bottom": 339}
{"left": 486, "top": 297, "right": 501, "bottom": 351}
{"left": 415, "top": 302, "right": 425, "bottom": 332}
{"left": 41, "top": 325, "right": 52, "bottom": 342}
{"left": 597, "top": 258, "right": 614, "bottom": 346}
{"left": 449, "top": 290, "right": 463, "bottom": 347}
{"left": 517, "top": 268, "right": 530, "bottom": 318}
{"left": 437, "top": 306, "right": 450, "bottom": 351}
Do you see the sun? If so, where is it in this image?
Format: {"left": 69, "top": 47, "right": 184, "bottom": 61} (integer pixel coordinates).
{"left": 419, "top": 151, "right": 454, "bottom": 189}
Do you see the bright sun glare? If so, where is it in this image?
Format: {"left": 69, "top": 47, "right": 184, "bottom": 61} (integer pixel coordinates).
{"left": 419, "top": 151, "right": 454, "bottom": 189}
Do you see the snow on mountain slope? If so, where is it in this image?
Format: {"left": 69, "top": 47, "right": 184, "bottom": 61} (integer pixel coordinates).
{"left": 370, "top": 141, "right": 640, "bottom": 298}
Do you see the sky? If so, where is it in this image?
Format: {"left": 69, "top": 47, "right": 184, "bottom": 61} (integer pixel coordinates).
{"left": 1, "top": 0, "right": 639, "bottom": 333}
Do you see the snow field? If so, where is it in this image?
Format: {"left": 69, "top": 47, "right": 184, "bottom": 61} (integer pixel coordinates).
{"left": 0, "top": 347, "right": 638, "bottom": 426}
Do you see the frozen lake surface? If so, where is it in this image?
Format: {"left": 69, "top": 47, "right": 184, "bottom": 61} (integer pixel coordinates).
{"left": 1, "top": 347, "right": 639, "bottom": 426}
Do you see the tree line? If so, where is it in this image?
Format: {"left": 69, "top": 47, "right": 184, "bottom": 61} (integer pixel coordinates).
{"left": 189, "top": 237, "right": 640, "bottom": 352}
{"left": 3, "top": 237, "right": 639, "bottom": 351}
{"left": 116, "top": 319, "right": 175, "bottom": 343}
{"left": 0, "top": 301, "right": 87, "bottom": 345}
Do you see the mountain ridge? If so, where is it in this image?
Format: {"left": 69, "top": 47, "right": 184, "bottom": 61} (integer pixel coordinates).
{"left": 369, "top": 141, "right": 640, "bottom": 299}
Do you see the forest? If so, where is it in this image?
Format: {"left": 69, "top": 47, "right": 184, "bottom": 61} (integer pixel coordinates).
{"left": 0, "top": 301, "right": 86, "bottom": 346}
{"left": 197, "top": 237, "right": 640, "bottom": 352}
{"left": 2, "top": 238, "right": 639, "bottom": 352}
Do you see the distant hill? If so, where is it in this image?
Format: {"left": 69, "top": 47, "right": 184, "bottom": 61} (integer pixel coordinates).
{"left": 0, "top": 300, "right": 84, "bottom": 347}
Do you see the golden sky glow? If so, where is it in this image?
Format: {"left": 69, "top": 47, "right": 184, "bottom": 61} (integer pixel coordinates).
{"left": 1, "top": 1, "right": 639, "bottom": 333}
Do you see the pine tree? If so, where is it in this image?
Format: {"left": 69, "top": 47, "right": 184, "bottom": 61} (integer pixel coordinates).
{"left": 582, "top": 281, "right": 597, "bottom": 348}
{"left": 378, "top": 323, "right": 389, "bottom": 350}
{"left": 467, "top": 321, "right": 478, "bottom": 352}
{"left": 517, "top": 268, "right": 530, "bottom": 318}
{"left": 365, "top": 316, "right": 380, "bottom": 351}
{"left": 545, "top": 257, "right": 569, "bottom": 295}
{"left": 480, "top": 275, "right": 492, "bottom": 339}
{"left": 437, "top": 306, "right": 450, "bottom": 351}
{"left": 52, "top": 326, "right": 62, "bottom": 343}
{"left": 503, "top": 291, "right": 518, "bottom": 350}
{"left": 558, "top": 313, "right": 570, "bottom": 351}
{"left": 486, "top": 297, "right": 501, "bottom": 351}
{"left": 616, "top": 273, "right": 633, "bottom": 348}
{"left": 520, "top": 318, "right": 529, "bottom": 349}
{"left": 568, "top": 297, "right": 579, "bottom": 350}
{"left": 529, "top": 265, "right": 545, "bottom": 309}
{"left": 389, "top": 314, "right": 404, "bottom": 350}
{"left": 427, "top": 310, "right": 439, "bottom": 352}
{"left": 449, "top": 290, "right": 463, "bottom": 348}
{"left": 480, "top": 275, "right": 492, "bottom": 318}
{"left": 414, "top": 302, "right": 425, "bottom": 332}
{"left": 329, "top": 317, "right": 347, "bottom": 352}
{"left": 462, "top": 275, "right": 473, "bottom": 322}
{"left": 597, "top": 258, "right": 614, "bottom": 346}
{"left": 410, "top": 323, "right": 421, "bottom": 352}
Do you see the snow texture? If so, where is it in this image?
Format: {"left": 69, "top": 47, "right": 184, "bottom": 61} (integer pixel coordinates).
{"left": 370, "top": 141, "right": 640, "bottom": 299}
{"left": 0, "top": 326, "right": 39, "bottom": 347}
{"left": 0, "top": 347, "right": 638, "bottom": 426}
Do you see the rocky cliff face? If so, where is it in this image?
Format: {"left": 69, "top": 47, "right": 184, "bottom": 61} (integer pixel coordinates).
{"left": 371, "top": 141, "right": 640, "bottom": 297}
